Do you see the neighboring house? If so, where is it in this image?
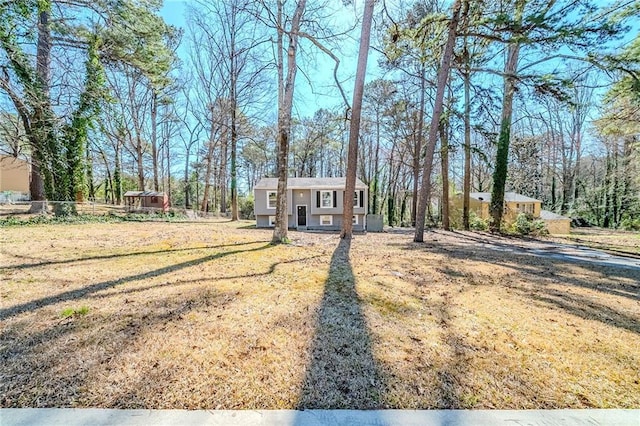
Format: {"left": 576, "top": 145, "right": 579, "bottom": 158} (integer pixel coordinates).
{"left": 0, "top": 155, "right": 30, "bottom": 202}
{"left": 124, "top": 191, "right": 169, "bottom": 213}
{"left": 455, "top": 192, "right": 571, "bottom": 234}
{"left": 254, "top": 177, "right": 367, "bottom": 231}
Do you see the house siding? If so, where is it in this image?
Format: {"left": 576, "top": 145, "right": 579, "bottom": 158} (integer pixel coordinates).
{"left": 254, "top": 188, "right": 292, "bottom": 216}
{"left": 0, "top": 155, "right": 30, "bottom": 194}
{"left": 310, "top": 189, "right": 366, "bottom": 215}
{"left": 504, "top": 201, "right": 541, "bottom": 222}
{"left": 545, "top": 219, "right": 571, "bottom": 234}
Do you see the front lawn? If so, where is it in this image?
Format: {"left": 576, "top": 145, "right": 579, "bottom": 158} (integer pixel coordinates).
{"left": 1, "top": 221, "right": 638, "bottom": 408}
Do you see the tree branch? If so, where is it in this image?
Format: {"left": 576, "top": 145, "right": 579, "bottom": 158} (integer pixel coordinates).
{"left": 0, "top": 68, "right": 32, "bottom": 135}
{"left": 298, "top": 31, "right": 350, "bottom": 111}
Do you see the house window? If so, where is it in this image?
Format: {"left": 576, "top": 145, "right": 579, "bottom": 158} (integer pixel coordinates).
{"left": 320, "top": 191, "right": 333, "bottom": 208}
{"left": 353, "top": 191, "right": 359, "bottom": 207}
{"left": 352, "top": 215, "right": 358, "bottom": 225}
{"left": 151, "top": 196, "right": 158, "bottom": 203}
{"left": 268, "top": 215, "right": 276, "bottom": 226}
{"left": 267, "top": 191, "right": 277, "bottom": 209}
{"left": 320, "top": 215, "right": 333, "bottom": 226}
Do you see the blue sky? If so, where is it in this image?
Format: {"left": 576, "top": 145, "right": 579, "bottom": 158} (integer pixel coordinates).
{"left": 158, "top": 0, "right": 639, "bottom": 123}
{"left": 159, "top": 0, "right": 365, "bottom": 118}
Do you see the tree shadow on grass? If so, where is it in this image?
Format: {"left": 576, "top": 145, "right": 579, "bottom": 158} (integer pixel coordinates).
{"left": 1, "top": 247, "right": 321, "bottom": 408}
{"left": 0, "top": 242, "right": 272, "bottom": 321}
{"left": 0, "top": 286, "right": 239, "bottom": 407}
{"left": 296, "top": 238, "right": 385, "bottom": 410}
{"left": 399, "top": 230, "right": 640, "bottom": 335}
{"left": 2, "top": 241, "right": 270, "bottom": 271}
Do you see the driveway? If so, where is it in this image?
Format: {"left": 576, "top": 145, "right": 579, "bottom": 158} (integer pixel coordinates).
{"left": 423, "top": 230, "right": 640, "bottom": 271}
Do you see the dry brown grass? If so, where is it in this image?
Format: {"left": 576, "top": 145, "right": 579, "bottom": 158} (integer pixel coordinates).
{"left": 1, "top": 221, "right": 639, "bottom": 409}
{"left": 545, "top": 228, "right": 640, "bottom": 256}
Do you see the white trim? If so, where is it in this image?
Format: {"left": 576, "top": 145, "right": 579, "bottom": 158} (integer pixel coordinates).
{"left": 353, "top": 191, "right": 359, "bottom": 208}
{"left": 267, "top": 191, "right": 277, "bottom": 209}
{"left": 320, "top": 215, "right": 333, "bottom": 226}
{"left": 296, "top": 204, "right": 307, "bottom": 227}
{"left": 320, "top": 190, "right": 333, "bottom": 208}
{"left": 268, "top": 215, "right": 276, "bottom": 226}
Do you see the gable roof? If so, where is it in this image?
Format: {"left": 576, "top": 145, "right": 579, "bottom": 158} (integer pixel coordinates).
{"left": 469, "top": 192, "right": 541, "bottom": 203}
{"left": 254, "top": 177, "right": 367, "bottom": 190}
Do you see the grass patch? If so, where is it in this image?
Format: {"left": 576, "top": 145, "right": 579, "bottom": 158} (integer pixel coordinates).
{"left": 1, "top": 223, "right": 638, "bottom": 409}
{"left": 60, "top": 306, "right": 90, "bottom": 319}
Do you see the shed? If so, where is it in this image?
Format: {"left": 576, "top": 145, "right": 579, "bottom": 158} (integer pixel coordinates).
{"left": 540, "top": 210, "right": 571, "bottom": 235}
{"left": 124, "top": 191, "right": 169, "bottom": 213}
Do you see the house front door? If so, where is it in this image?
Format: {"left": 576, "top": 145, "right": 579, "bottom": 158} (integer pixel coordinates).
{"left": 297, "top": 205, "right": 307, "bottom": 228}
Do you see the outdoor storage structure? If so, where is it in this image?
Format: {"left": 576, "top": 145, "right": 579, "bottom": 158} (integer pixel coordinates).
{"left": 0, "top": 155, "right": 30, "bottom": 202}
{"left": 254, "top": 177, "right": 368, "bottom": 231}
{"left": 124, "top": 191, "right": 169, "bottom": 213}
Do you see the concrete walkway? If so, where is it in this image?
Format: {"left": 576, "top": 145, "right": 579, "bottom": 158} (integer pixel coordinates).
{"left": 2, "top": 408, "right": 639, "bottom": 425}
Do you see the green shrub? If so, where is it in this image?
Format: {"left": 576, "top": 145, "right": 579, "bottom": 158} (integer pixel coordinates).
{"left": 469, "top": 212, "right": 489, "bottom": 231}
{"left": 531, "top": 219, "right": 548, "bottom": 235}
{"left": 239, "top": 196, "right": 255, "bottom": 220}
{"left": 0, "top": 213, "right": 124, "bottom": 227}
{"left": 620, "top": 216, "right": 640, "bottom": 231}
{"left": 512, "top": 213, "right": 532, "bottom": 234}
{"left": 510, "top": 213, "right": 548, "bottom": 236}
{"left": 55, "top": 203, "right": 77, "bottom": 216}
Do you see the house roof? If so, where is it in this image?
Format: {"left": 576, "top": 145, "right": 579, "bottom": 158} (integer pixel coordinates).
{"left": 123, "top": 191, "right": 166, "bottom": 197}
{"left": 469, "top": 192, "right": 541, "bottom": 203}
{"left": 254, "top": 177, "right": 367, "bottom": 190}
{"left": 540, "top": 210, "right": 570, "bottom": 220}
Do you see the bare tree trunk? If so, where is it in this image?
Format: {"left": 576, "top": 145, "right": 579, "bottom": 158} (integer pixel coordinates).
{"left": 219, "top": 128, "right": 228, "bottom": 214}
{"left": 230, "top": 96, "right": 239, "bottom": 220}
{"left": 136, "top": 133, "right": 145, "bottom": 191}
{"left": 341, "top": 0, "right": 375, "bottom": 239}
{"left": 272, "top": 0, "right": 306, "bottom": 243}
{"left": 414, "top": 0, "right": 461, "bottom": 242}
{"left": 372, "top": 113, "right": 381, "bottom": 214}
{"left": 184, "top": 147, "right": 191, "bottom": 209}
{"left": 387, "top": 148, "right": 397, "bottom": 226}
{"left": 411, "top": 66, "right": 426, "bottom": 227}
{"left": 462, "top": 39, "right": 471, "bottom": 230}
{"left": 440, "top": 120, "right": 450, "bottom": 231}
{"left": 166, "top": 134, "right": 172, "bottom": 206}
{"left": 151, "top": 91, "right": 159, "bottom": 191}
{"left": 128, "top": 77, "right": 146, "bottom": 191}
{"left": 230, "top": 18, "right": 239, "bottom": 221}
{"left": 201, "top": 133, "right": 217, "bottom": 212}
{"left": 114, "top": 142, "right": 122, "bottom": 204}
